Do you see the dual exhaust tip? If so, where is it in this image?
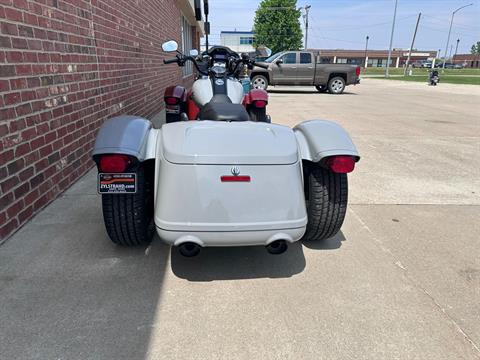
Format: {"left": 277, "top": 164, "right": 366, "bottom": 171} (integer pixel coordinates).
{"left": 177, "top": 240, "right": 288, "bottom": 257}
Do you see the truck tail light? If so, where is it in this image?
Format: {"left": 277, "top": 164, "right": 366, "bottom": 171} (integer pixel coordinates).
{"left": 326, "top": 156, "right": 355, "bottom": 173}
{"left": 165, "top": 97, "right": 179, "bottom": 105}
{"left": 253, "top": 100, "right": 267, "bottom": 108}
{"left": 99, "top": 155, "right": 132, "bottom": 173}
{"left": 356, "top": 66, "right": 361, "bottom": 77}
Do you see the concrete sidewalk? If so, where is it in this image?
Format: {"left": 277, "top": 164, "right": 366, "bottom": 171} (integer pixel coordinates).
{"left": 1, "top": 79, "right": 479, "bottom": 359}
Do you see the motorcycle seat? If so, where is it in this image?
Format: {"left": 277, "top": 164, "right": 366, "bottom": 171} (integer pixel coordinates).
{"left": 198, "top": 101, "right": 250, "bottom": 122}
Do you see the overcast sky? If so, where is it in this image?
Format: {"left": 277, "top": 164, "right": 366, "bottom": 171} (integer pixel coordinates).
{"left": 203, "top": 0, "right": 480, "bottom": 54}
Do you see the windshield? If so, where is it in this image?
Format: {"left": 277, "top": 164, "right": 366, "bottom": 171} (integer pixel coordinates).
{"left": 263, "top": 53, "right": 282, "bottom": 63}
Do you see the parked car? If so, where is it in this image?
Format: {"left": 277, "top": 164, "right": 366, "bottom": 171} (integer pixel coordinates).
{"left": 421, "top": 61, "right": 433, "bottom": 68}
{"left": 250, "top": 51, "right": 360, "bottom": 94}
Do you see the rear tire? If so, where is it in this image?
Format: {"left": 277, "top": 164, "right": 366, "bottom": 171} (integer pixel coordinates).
{"left": 166, "top": 113, "right": 181, "bottom": 123}
{"left": 251, "top": 75, "right": 269, "bottom": 91}
{"left": 328, "top": 76, "right": 346, "bottom": 94}
{"left": 249, "top": 106, "right": 271, "bottom": 123}
{"left": 102, "top": 165, "right": 155, "bottom": 246}
{"left": 302, "top": 162, "right": 348, "bottom": 241}
{"left": 315, "top": 85, "right": 328, "bottom": 93}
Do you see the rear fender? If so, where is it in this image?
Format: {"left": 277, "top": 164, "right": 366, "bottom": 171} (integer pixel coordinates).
{"left": 244, "top": 89, "right": 269, "bottom": 110}
{"left": 164, "top": 85, "right": 187, "bottom": 103}
{"left": 92, "top": 115, "right": 158, "bottom": 162}
{"left": 294, "top": 120, "right": 360, "bottom": 163}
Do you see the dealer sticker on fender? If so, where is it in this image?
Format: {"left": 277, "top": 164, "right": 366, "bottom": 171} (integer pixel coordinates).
{"left": 98, "top": 173, "right": 136, "bottom": 194}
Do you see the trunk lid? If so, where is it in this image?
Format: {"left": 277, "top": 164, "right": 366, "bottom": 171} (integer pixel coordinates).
{"left": 161, "top": 121, "right": 298, "bottom": 165}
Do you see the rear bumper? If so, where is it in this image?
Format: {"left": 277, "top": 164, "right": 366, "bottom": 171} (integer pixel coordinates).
{"left": 156, "top": 226, "right": 306, "bottom": 247}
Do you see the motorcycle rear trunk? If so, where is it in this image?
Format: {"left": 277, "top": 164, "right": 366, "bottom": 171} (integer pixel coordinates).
{"left": 154, "top": 121, "right": 307, "bottom": 246}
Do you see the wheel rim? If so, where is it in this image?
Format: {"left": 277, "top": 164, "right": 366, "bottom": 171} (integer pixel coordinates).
{"left": 253, "top": 77, "right": 266, "bottom": 90}
{"left": 331, "top": 79, "right": 344, "bottom": 93}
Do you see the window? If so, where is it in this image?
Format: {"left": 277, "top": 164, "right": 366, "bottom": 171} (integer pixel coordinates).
{"left": 240, "top": 37, "right": 254, "bottom": 45}
{"left": 281, "top": 53, "right": 296, "bottom": 64}
{"left": 336, "top": 58, "right": 347, "bottom": 64}
{"left": 319, "top": 57, "right": 332, "bottom": 64}
{"left": 300, "top": 52, "right": 312, "bottom": 64}
{"left": 181, "top": 16, "right": 193, "bottom": 77}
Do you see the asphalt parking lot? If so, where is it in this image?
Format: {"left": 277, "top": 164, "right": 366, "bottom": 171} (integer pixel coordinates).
{"left": 1, "top": 79, "right": 479, "bottom": 359}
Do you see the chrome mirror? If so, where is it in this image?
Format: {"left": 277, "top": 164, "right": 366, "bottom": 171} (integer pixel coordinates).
{"left": 162, "top": 40, "right": 178, "bottom": 52}
{"left": 189, "top": 49, "right": 199, "bottom": 57}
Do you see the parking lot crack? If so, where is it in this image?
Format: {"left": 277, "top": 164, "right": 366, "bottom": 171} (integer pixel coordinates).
{"left": 349, "top": 207, "right": 480, "bottom": 357}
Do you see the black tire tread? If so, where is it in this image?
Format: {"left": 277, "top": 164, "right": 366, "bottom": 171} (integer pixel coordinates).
{"left": 249, "top": 107, "right": 270, "bottom": 123}
{"left": 101, "top": 165, "right": 154, "bottom": 246}
{"left": 303, "top": 163, "right": 348, "bottom": 241}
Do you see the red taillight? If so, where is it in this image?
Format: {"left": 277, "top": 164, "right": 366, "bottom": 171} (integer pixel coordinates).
{"left": 326, "top": 156, "right": 355, "bottom": 173}
{"left": 253, "top": 100, "right": 267, "bottom": 108}
{"left": 221, "top": 175, "right": 251, "bottom": 182}
{"left": 99, "top": 155, "right": 131, "bottom": 173}
{"left": 165, "top": 97, "right": 179, "bottom": 105}
{"left": 356, "top": 66, "right": 361, "bottom": 77}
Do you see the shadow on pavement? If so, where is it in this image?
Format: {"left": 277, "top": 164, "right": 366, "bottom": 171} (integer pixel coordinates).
{"left": 302, "top": 231, "right": 346, "bottom": 250}
{"left": 0, "top": 171, "right": 169, "bottom": 360}
{"left": 170, "top": 240, "right": 306, "bottom": 281}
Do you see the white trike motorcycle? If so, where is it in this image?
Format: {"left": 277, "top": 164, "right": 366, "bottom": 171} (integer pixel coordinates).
{"left": 92, "top": 41, "right": 360, "bottom": 257}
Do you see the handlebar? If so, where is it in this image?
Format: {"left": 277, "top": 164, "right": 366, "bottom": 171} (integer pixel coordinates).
{"left": 163, "top": 58, "right": 179, "bottom": 64}
{"left": 163, "top": 52, "right": 266, "bottom": 78}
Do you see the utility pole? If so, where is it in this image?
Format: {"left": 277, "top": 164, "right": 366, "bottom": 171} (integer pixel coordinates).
{"left": 449, "top": 44, "right": 454, "bottom": 59}
{"left": 303, "top": 5, "right": 311, "bottom": 49}
{"left": 404, "top": 12, "right": 421, "bottom": 76}
{"left": 452, "top": 39, "right": 460, "bottom": 64}
{"left": 442, "top": 3, "right": 473, "bottom": 71}
{"left": 386, "top": 0, "right": 398, "bottom": 78}
{"left": 364, "top": 35, "right": 369, "bottom": 69}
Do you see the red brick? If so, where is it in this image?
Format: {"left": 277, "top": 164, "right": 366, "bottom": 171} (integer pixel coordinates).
{"left": 18, "top": 166, "right": 34, "bottom": 181}
{"left": 18, "top": 205, "right": 33, "bottom": 223}
{"left": 1, "top": 22, "right": 18, "bottom": 36}
{"left": 4, "top": 92, "right": 21, "bottom": 105}
{"left": 15, "top": 143, "right": 31, "bottom": 157}
{"left": 0, "top": 192, "right": 14, "bottom": 211}
{"left": 7, "top": 199, "right": 24, "bottom": 218}
{"left": 0, "top": 36, "right": 11, "bottom": 48}
{"left": 0, "top": 80, "right": 9, "bottom": 92}
{"left": 15, "top": 64, "right": 32, "bottom": 75}
{"left": 10, "top": 78, "right": 27, "bottom": 90}
{"left": 0, "top": 65, "right": 15, "bottom": 77}
{"left": 16, "top": 103, "right": 32, "bottom": 116}
{"left": 11, "top": 37, "right": 28, "bottom": 49}
{"left": 4, "top": 8, "right": 23, "bottom": 22}
{"left": 0, "top": 218, "right": 18, "bottom": 239}
{"left": 1, "top": 175, "right": 19, "bottom": 194}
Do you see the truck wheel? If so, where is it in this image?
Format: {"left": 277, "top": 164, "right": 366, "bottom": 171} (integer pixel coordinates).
{"left": 302, "top": 162, "right": 348, "bottom": 241}
{"left": 101, "top": 165, "right": 155, "bottom": 246}
{"left": 315, "top": 85, "right": 328, "bottom": 93}
{"left": 328, "top": 76, "right": 346, "bottom": 94}
{"left": 249, "top": 107, "right": 271, "bottom": 123}
{"left": 251, "top": 75, "right": 269, "bottom": 90}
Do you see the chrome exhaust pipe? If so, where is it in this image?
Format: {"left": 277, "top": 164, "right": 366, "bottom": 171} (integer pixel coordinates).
{"left": 178, "top": 242, "right": 201, "bottom": 257}
{"left": 266, "top": 240, "right": 288, "bottom": 255}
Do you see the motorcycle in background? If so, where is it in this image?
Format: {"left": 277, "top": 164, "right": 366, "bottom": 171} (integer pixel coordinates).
{"left": 161, "top": 41, "right": 271, "bottom": 123}
{"left": 429, "top": 70, "right": 440, "bottom": 86}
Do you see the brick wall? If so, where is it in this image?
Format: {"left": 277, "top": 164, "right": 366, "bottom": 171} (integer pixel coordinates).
{"left": 0, "top": 0, "right": 200, "bottom": 240}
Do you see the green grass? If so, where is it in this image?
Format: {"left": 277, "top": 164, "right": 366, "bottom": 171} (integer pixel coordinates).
{"left": 377, "top": 75, "right": 480, "bottom": 85}
{"left": 362, "top": 67, "right": 480, "bottom": 76}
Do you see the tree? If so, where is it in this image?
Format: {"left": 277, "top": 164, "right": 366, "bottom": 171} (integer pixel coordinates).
{"left": 471, "top": 42, "right": 480, "bottom": 55}
{"left": 253, "top": 0, "right": 303, "bottom": 54}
